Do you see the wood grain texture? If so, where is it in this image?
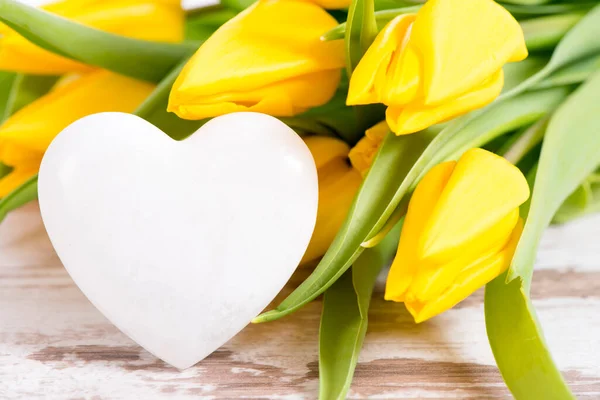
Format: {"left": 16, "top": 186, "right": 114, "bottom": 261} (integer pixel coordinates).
{"left": 0, "top": 202, "right": 599, "bottom": 399}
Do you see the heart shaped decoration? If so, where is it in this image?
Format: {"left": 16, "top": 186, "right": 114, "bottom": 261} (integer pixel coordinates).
{"left": 38, "top": 112, "right": 318, "bottom": 369}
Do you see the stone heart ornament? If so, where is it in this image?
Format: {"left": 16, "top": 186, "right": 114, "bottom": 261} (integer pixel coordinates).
{"left": 38, "top": 112, "right": 318, "bottom": 369}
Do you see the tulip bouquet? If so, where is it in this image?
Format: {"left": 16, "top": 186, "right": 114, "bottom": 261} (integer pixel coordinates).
{"left": 1, "top": 0, "right": 600, "bottom": 397}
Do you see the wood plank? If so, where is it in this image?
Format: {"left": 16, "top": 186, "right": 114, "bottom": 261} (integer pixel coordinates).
{"left": 0, "top": 203, "right": 599, "bottom": 399}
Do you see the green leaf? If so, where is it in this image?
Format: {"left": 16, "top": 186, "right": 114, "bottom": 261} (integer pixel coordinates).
{"left": 220, "top": 0, "right": 256, "bottom": 12}
{"left": 545, "top": 4, "right": 600, "bottom": 73}
{"left": 345, "top": 0, "right": 378, "bottom": 74}
{"left": 295, "top": 73, "right": 365, "bottom": 143}
{"left": 503, "top": 4, "right": 600, "bottom": 99}
{"left": 499, "top": 0, "right": 552, "bottom": 5}
{"left": 5, "top": 75, "right": 58, "bottom": 116}
{"left": 535, "top": 55, "right": 600, "bottom": 89}
{"left": 553, "top": 175, "right": 600, "bottom": 223}
{"left": 0, "top": 163, "right": 12, "bottom": 181}
{"left": 134, "top": 60, "right": 204, "bottom": 141}
{"left": 319, "top": 222, "right": 401, "bottom": 400}
{"left": 485, "top": 275, "right": 574, "bottom": 400}
{"left": 0, "top": 73, "right": 58, "bottom": 220}
{"left": 0, "top": 174, "right": 38, "bottom": 222}
{"left": 0, "top": 74, "right": 56, "bottom": 219}
{"left": 0, "top": 0, "right": 195, "bottom": 82}
{"left": 503, "top": 57, "right": 548, "bottom": 93}
{"left": 279, "top": 118, "right": 336, "bottom": 137}
{"left": 508, "top": 72, "right": 600, "bottom": 284}
{"left": 499, "top": 117, "right": 548, "bottom": 165}
{"left": 349, "top": 104, "right": 386, "bottom": 146}
{"left": 343, "top": 0, "right": 386, "bottom": 144}
{"left": 1, "top": 73, "right": 57, "bottom": 123}
{"left": 503, "top": 3, "right": 595, "bottom": 18}
{"left": 521, "top": 13, "right": 584, "bottom": 52}
{"left": 185, "top": 7, "right": 235, "bottom": 41}
{"left": 254, "top": 87, "right": 568, "bottom": 323}
{"left": 486, "top": 70, "right": 600, "bottom": 400}
{"left": 0, "top": 71, "right": 18, "bottom": 123}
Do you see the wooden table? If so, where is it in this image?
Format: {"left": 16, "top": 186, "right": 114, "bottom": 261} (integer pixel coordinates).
{"left": 1, "top": 203, "right": 599, "bottom": 399}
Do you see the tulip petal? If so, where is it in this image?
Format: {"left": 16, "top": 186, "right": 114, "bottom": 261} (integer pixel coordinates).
{"left": 386, "top": 69, "right": 504, "bottom": 135}
{"left": 0, "top": 34, "right": 90, "bottom": 75}
{"left": 365, "top": 120, "right": 390, "bottom": 139}
{"left": 419, "top": 148, "right": 530, "bottom": 264}
{"left": 0, "top": 70, "right": 154, "bottom": 153}
{"left": 302, "top": 164, "right": 362, "bottom": 264}
{"left": 303, "top": 136, "right": 351, "bottom": 171}
{"left": 301, "top": 136, "right": 361, "bottom": 264}
{"left": 304, "top": 0, "right": 351, "bottom": 9}
{"left": 409, "top": 208, "right": 518, "bottom": 303}
{"left": 69, "top": 1, "right": 184, "bottom": 43}
{"left": 347, "top": 14, "right": 416, "bottom": 106}
{"left": 381, "top": 43, "right": 421, "bottom": 107}
{"left": 0, "top": 0, "right": 184, "bottom": 75}
{"left": 0, "top": 142, "right": 44, "bottom": 167}
{"left": 408, "top": 219, "right": 523, "bottom": 323}
{"left": 0, "top": 162, "right": 40, "bottom": 197}
{"left": 169, "top": 0, "right": 344, "bottom": 120}
{"left": 169, "top": 70, "right": 341, "bottom": 119}
{"left": 411, "top": 0, "right": 528, "bottom": 105}
{"left": 384, "top": 161, "right": 455, "bottom": 302}
{"left": 348, "top": 121, "right": 389, "bottom": 176}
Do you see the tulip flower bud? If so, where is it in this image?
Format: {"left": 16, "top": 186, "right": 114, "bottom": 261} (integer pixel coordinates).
{"left": 301, "top": 136, "right": 362, "bottom": 264}
{"left": 0, "top": 70, "right": 154, "bottom": 196}
{"left": 348, "top": 121, "right": 389, "bottom": 177}
{"left": 0, "top": 0, "right": 185, "bottom": 75}
{"left": 347, "top": 0, "right": 528, "bottom": 135}
{"left": 168, "top": 0, "right": 345, "bottom": 120}
{"left": 302, "top": 124, "right": 388, "bottom": 264}
{"left": 385, "top": 148, "right": 530, "bottom": 322}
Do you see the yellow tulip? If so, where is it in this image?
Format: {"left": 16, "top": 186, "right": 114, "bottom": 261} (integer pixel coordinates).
{"left": 301, "top": 136, "right": 362, "bottom": 264}
{"left": 302, "top": 125, "right": 387, "bottom": 264}
{"left": 0, "top": 70, "right": 154, "bottom": 196}
{"left": 303, "top": 0, "right": 350, "bottom": 9}
{"left": 0, "top": 0, "right": 184, "bottom": 75}
{"left": 385, "top": 148, "right": 530, "bottom": 322}
{"left": 347, "top": 0, "right": 528, "bottom": 135}
{"left": 348, "top": 120, "right": 389, "bottom": 177}
{"left": 168, "top": 0, "right": 345, "bottom": 120}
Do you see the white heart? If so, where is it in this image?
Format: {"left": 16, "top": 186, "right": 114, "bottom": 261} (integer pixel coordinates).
{"left": 38, "top": 112, "right": 318, "bottom": 369}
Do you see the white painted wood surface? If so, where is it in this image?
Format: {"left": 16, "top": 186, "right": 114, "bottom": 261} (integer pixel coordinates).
{"left": 0, "top": 203, "right": 599, "bottom": 399}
